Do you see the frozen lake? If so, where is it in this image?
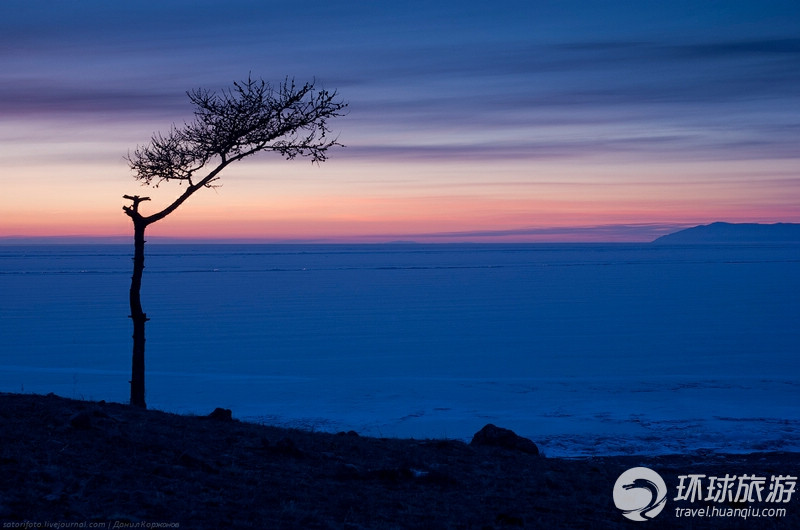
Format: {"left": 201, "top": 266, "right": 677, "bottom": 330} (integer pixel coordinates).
{"left": 1, "top": 243, "right": 799, "bottom": 456}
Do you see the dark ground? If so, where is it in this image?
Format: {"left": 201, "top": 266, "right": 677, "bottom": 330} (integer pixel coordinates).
{"left": 0, "top": 392, "right": 797, "bottom": 529}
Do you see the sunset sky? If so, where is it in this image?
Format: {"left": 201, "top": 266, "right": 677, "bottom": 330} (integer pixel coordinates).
{"left": 1, "top": 0, "right": 799, "bottom": 242}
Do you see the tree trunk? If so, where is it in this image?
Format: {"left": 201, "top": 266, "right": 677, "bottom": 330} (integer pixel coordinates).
{"left": 129, "top": 221, "right": 149, "bottom": 408}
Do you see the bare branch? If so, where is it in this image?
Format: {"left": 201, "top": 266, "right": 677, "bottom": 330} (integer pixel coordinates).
{"left": 123, "top": 75, "right": 346, "bottom": 225}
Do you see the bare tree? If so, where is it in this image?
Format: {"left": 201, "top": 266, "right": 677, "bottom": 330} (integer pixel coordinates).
{"left": 123, "top": 76, "right": 346, "bottom": 408}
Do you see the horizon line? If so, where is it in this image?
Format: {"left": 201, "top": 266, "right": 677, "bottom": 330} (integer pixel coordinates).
{"left": 2, "top": 221, "right": 797, "bottom": 246}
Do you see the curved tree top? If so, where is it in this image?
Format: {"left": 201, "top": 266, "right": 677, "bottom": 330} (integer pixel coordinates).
{"left": 123, "top": 76, "right": 346, "bottom": 225}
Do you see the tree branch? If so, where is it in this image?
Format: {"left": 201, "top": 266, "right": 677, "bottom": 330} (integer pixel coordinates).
{"left": 122, "top": 195, "right": 151, "bottom": 221}
{"left": 123, "top": 75, "right": 346, "bottom": 226}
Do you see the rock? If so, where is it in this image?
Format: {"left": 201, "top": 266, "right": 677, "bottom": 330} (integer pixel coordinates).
{"left": 371, "top": 467, "right": 415, "bottom": 482}
{"left": 469, "top": 424, "right": 539, "bottom": 455}
{"left": 418, "top": 468, "right": 459, "bottom": 487}
{"left": 69, "top": 411, "right": 92, "bottom": 430}
{"left": 273, "top": 437, "right": 304, "bottom": 457}
{"left": 207, "top": 407, "right": 233, "bottom": 421}
{"left": 334, "top": 462, "right": 362, "bottom": 480}
{"left": 177, "top": 451, "right": 217, "bottom": 473}
{"left": 337, "top": 430, "right": 360, "bottom": 438}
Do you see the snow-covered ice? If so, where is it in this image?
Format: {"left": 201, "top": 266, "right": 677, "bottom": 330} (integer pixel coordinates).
{"left": 1, "top": 243, "right": 798, "bottom": 456}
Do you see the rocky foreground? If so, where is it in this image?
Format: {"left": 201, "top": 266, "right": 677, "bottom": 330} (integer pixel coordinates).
{"left": 0, "top": 392, "right": 797, "bottom": 529}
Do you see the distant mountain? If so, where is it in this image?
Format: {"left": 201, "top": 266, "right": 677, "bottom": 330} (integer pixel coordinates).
{"left": 653, "top": 222, "right": 800, "bottom": 244}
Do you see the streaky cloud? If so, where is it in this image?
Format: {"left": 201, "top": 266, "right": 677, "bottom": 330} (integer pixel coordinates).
{"left": 392, "top": 223, "right": 693, "bottom": 242}
{"left": 0, "top": 80, "right": 186, "bottom": 118}
{"left": 678, "top": 38, "right": 800, "bottom": 58}
{"left": 341, "top": 133, "right": 800, "bottom": 163}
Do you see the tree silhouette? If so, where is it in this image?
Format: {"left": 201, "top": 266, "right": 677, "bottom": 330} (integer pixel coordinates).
{"left": 123, "top": 76, "right": 346, "bottom": 408}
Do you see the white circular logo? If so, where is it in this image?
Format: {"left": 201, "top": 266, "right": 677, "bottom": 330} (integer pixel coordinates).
{"left": 613, "top": 467, "right": 667, "bottom": 521}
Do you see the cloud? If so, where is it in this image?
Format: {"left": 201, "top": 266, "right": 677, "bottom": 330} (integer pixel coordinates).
{"left": 341, "top": 130, "right": 800, "bottom": 163}
{"left": 0, "top": 80, "right": 185, "bottom": 118}
{"left": 678, "top": 38, "right": 800, "bottom": 58}
{"left": 339, "top": 35, "right": 800, "bottom": 165}
{"left": 388, "top": 223, "right": 693, "bottom": 243}
{"left": 3, "top": 3, "right": 799, "bottom": 175}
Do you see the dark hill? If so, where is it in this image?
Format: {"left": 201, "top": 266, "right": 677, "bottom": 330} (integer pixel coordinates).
{"left": 653, "top": 222, "right": 800, "bottom": 244}
{"left": 1, "top": 392, "right": 798, "bottom": 528}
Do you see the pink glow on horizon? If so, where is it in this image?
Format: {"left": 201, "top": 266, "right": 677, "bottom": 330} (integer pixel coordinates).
{"left": 2, "top": 141, "right": 798, "bottom": 243}
{"left": 3, "top": 202, "right": 796, "bottom": 243}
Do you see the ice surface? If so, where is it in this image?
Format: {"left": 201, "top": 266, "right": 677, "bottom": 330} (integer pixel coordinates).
{"left": 1, "top": 243, "right": 799, "bottom": 456}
